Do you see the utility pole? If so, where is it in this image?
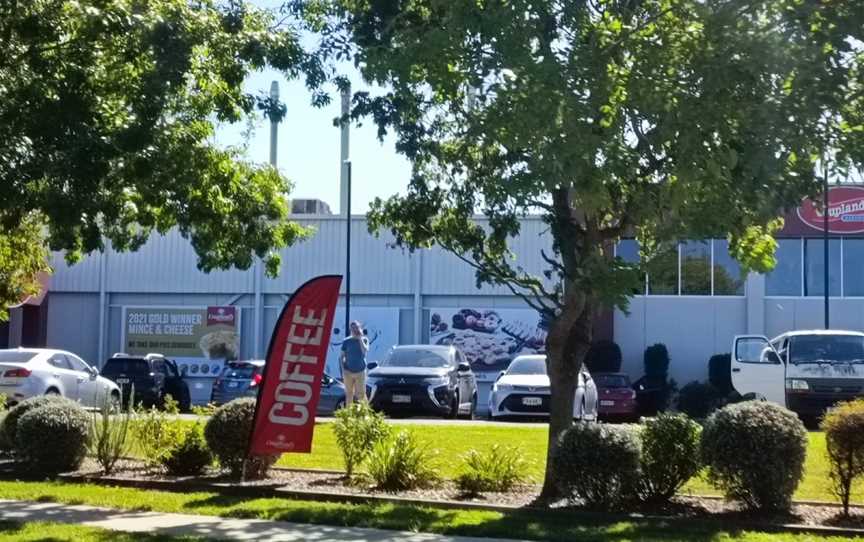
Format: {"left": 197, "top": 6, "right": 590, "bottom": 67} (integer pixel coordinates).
{"left": 823, "top": 158, "right": 830, "bottom": 329}
{"left": 340, "top": 85, "right": 352, "bottom": 334}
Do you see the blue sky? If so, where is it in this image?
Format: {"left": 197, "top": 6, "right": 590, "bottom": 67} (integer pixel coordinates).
{"left": 214, "top": 54, "right": 411, "bottom": 215}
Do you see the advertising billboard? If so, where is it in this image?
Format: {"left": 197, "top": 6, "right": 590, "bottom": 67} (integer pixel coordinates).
{"left": 324, "top": 307, "right": 400, "bottom": 377}
{"left": 122, "top": 306, "right": 239, "bottom": 364}
{"left": 428, "top": 307, "right": 549, "bottom": 381}
{"left": 797, "top": 185, "right": 864, "bottom": 234}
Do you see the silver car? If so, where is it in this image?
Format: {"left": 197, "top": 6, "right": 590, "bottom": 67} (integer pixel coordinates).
{"left": 0, "top": 348, "right": 121, "bottom": 409}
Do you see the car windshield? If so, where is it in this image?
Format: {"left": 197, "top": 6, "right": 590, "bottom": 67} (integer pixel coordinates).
{"left": 595, "top": 374, "right": 630, "bottom": 388}
{"left": 382, "top": 349, "right": 452, "bottom": 368}
{"left": 0, "top": 351, "right": 37, "bottom": 364}
{"left": 506, "top": 358, "right": 547, "bottom": 375}
{"left": 790, "top": 335, "right": 864, "bottom": 363}
{"left": 221, "top": 362, "right": 259, "bottom": 379}
{"left": 102, "top": 358, "right": 149, "bottom": 375}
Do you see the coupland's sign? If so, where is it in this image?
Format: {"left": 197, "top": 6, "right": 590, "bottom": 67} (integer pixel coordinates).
{"left": 797, "top": 186, "right": 864, "bottom": 234}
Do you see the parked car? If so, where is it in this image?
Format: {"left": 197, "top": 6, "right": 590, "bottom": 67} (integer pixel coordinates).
{"left": 210, "top": 360, "right": 354, "bottom": 416}
{"left": 0, "top": 348, "right": 121, "bottom": 408}
{"left": 732, "top": 329, "right": 864, "bottom": 422}
{"left": 101, "top": 353, "right": 191, "bottom": 411}
{"left": 367, "top": 345, "right": 477, "bottom": 418}
{"left": 593, "top": 372, "right": 638, "bottom": 421}
{"left": 488, "top": 354, "right": 598, "bottom": 421}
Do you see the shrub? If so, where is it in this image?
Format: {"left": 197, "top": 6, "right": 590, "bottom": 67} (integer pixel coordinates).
{"left": 332, "top": 402, "right": 391, "bottom": 477}
{"left": 367, "top": 430, "right": 439, "bottom": 491}
{"left": 89, "top": 393, "right": 133, "bottom": 475}
{"left": 701, "top": 401, "right": 807, "bottom": 511}
{"left": 133, "top": 406, "right": 184, "bottom": 468}
{"left": 2, "top": 395, "right": 75, "bottom": 449}
{"left": 0, "top": 412, "right": 9, "bottom": 453}
{"left": 555, "top": 423, "right": 642, "bottom": 510}
{"left": 644, "top": 343, "right": 670, "bottom": 380}
{"left": 708, "top": 353, "right": 733, "bottom": 396}
{"left": 456, "top": 444, "right": 528, "bottom": 495}
{"left": 161, "top": 423, "right": 212, "bottom": 476}
{"left": 16, "top": 402, "right": 90, "bottom": 474}
{"left": 204, "top": 398, "right": 276, "bottom": 479}
{"left": 638, "top": 414, "right": 702, "bottom": 503}
{"left": 676, "top": 381, "right": 721, "bottom": 420}
{"left": 584, "top": 340, "right": 623, "bottom": 374}
{"left": 821, "top": 399, "right": 864, "bottom": 516}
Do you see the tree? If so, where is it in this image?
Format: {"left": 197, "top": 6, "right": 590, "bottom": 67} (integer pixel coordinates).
{"left": 0, "top": 0, "right": 329, "bottom": 314}
{"left": 0, "top": 216, "right": 50, "bottom": 321}
{"left": 298, "top": 0, "right": 864, "bottom": 497}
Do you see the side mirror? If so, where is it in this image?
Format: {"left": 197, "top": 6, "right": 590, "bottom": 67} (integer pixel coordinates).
{"left": 366, "top": 361, "right": 379, "bottom": 371}
{"left": 457, "top": 362, "right": 471, "bottom": 373}
{"left": 765, "top": 351, "right": 782, "bottom": 364}
{"left": 89, "top": 367, "right": 99, "bottom": 379}
{"left": 497, "top": 370, "right": 505, "bottom": 381}
{"left": 321, "top": 378, "right": 332, "bottom": 388}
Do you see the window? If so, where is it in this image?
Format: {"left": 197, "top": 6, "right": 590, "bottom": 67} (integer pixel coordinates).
{"left": 713, "top": 240, "right": 746, "bottom": 295}
{"left": 48, "top": 355, "right": 72, "bottom": 370}
{"left": 844, "top": 239, "right": 864, "bottom": 296}
{"left": 66, "top": 355, "right": 90, "bottom": 373}
{"left": 805, "top": 238, "right": 841, "bottom": 296}
{"left": 151, "top": 358, "right": 166, "bottom": 375}
{"left": 616, "top": 239, "right": 644, "bottom": 294}
{"left": 647, "top": 247, "right": 678, "bottom": 295}
{"left": 0, "top": 351, "right": 37, "bottom": 363}
{"left": 681, "top": 241, "right": 711, "bottom": 295}
{"left": 766, "top": 239, "right": 803, "bottom": 296}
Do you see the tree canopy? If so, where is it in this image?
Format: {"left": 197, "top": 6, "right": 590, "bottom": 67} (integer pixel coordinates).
{"left": 0, "top": 0, "right": 328, "bottom": 317}
{"left": 297, "top": 0, "right": 864, "bottom": 496}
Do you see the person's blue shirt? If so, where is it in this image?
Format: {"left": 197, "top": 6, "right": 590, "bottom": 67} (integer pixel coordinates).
{"left": 341, "top": 336, "right": 368, "bottom": 373}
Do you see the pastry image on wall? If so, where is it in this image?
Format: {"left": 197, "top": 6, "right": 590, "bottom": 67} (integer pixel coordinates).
{"left": 199, "top": 330, "right": 239, "bottom": 360}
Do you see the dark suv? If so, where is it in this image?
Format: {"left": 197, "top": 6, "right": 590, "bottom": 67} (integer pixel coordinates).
{"left": 101, "top": 353, "right": 191, "bottom": 411}
{"left": 367, "top": 345, "right": 477, "bottom": 418}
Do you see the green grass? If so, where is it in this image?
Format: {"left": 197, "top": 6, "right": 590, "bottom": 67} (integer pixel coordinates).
{"left": 0, "top": 480, "right": 858, "bottom": 542}
{"left": 0, "top": 520, "right": 208, "bottom": 541}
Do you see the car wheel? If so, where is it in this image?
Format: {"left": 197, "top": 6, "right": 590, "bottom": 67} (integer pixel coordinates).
{"left": 446, "top": 392, "right": 460, "bottom": 419}
{"left": 45, "top": 388, "right": 61, "bottom": 397}
{"left": 334, "top": 399, "right": 345, "bottom": 413}
{"left": 109, "top": 392, "right": 122, "bottom": 414}
{"left": 461, "top": 393, "right": 477, "bottom": 420}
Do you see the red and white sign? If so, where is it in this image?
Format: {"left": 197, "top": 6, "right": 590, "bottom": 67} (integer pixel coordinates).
{"left": 798, "top": 186, "right": 864, "bottom": 234}
{"left": 249, "top": 275, "right": 342, "bottom": 456}
{"left": 206, "top": 306, "right": 236, "bottom": 326}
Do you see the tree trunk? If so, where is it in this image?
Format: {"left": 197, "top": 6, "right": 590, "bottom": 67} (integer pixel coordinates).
{"left": 539, "top": 294, "right": 594, "bottom": 501}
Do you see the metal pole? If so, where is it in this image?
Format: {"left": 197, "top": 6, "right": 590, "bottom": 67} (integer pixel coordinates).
{"left": 345, "top": 160, "right": 352, "bottom": 335}
{"left": 824, "top": 160, "right": 830, "bottom": 329}
{"left": 269, "top": 81, "right": 279, "bottom": 167}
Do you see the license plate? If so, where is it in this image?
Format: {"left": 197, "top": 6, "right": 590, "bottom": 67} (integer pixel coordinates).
{"left": 116, "top": 378, "right": 130, "bottom": 384}
{"left": 227, "top": 381, "right": 239, "bottom": 388}
{"left": 392, "top": 394, "right": 411, "bottom": 404}
{"left": 600, "top": 400, "right": 616, "bottom": 407}
{"left": 194, "top": 382, "right": 204, "bottom": 389}
{"left": 522, "top": 397, "right": 542, "bottom": 406}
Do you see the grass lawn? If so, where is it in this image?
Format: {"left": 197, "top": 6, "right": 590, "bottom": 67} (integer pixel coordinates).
{"left": 274, "top": 424, "right": 858, "bottom": 503}
{"left": 0, "top": 480, "right": 859, "bottom": 542}
{"left": 0, "top": 521, "right": 207, "bottom": 541}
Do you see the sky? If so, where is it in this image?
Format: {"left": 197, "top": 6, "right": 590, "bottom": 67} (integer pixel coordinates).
{"left": 213, "top": 59, "right": 411, "bottom": 215}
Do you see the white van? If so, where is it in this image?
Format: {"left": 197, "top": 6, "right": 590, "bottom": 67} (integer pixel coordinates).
{"left": 732, "top": 330, "right": 864, "bottom": 419}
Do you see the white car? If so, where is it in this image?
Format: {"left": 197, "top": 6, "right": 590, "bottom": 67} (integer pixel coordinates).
{"left": 0, "top": 348, "right": 121, "bottom": 409}
{"left": 488, "top": 354, "right": 598, "bottom": 420}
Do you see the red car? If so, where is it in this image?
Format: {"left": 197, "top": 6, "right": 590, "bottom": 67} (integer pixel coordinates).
{"left": 594, "top": 373, "right": 638, "bottom": 422}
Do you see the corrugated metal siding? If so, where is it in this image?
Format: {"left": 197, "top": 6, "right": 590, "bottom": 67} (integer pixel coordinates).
{"left": 50, "top": 217, "right": 556, "bottom": 297}
{"left": 50, "top": 252, "right": 100, "bottom": 292}
{"left": 263, "top": 218, "right": 414, "bottom": 295}
{"left": 420, "top": 217, "right": 556, "bottom": 296}
{"left": 106, "top": 230, "right": 254, "bottom": 293}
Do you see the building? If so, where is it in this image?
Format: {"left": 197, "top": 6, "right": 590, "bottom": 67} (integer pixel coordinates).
{"left": 4, "top": 185, "right": 864, "bottom": 412}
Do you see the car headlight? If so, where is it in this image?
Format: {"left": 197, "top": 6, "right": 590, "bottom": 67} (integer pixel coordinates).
{"left": 786, "top": 379, "right": 809, "bottom": 391}
{"left": 495, "top": 383, "right": 513, "bottom": 392}
{"left": 366, "top": 377, "right": 379, "bottom": 387}
{"left": 425, "top": 375, "right": 449, "bottom": 386}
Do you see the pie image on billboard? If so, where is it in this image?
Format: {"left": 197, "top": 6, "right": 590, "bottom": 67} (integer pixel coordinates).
{"left": 199, "top": 330, "right": 239, "bottom": 360}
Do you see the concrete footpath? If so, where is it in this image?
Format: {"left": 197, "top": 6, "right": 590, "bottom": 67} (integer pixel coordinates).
{"left": 0, "top": 499, "right": 527, "bottom": 542}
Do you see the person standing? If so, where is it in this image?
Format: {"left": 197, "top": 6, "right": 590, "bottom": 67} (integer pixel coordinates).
{"left": 340, "top": 321, "right": 369, "bottom": 406}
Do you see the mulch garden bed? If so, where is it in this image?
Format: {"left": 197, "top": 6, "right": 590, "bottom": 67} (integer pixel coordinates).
{"left": 5, "top": 457, "right": 864, "bottom": 536}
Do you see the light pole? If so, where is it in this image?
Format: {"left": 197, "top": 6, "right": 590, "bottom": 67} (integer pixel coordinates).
{"left": 345, "top": 160, "right": 352, "bottom": 335}
{"left": 823, "top": 159, "right": 830, "bottom": 329}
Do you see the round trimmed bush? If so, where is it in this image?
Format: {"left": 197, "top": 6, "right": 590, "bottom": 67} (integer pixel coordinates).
{"left": 639, "top": 413, "right": 702, "bottom": 503}
{"left": 701, "top": 401, "right": 807, "bottom": 511}
{"left": 204, "top": 398, "right": 276, "bottom": 479}
{"left": 821, "top": 399, "right": 864, "bottom": 515}
{"left": 16, "top": 402, "right": 90, "bottom": 474}
{"left": 555, "top": 423, "right": 641, "bottom": 510}
{"left": 162, "top": 423, "right": 212, "bottom": 476}
{"left": 2, "top": 395, "right": 76, "bottom": 449}
{"left": 676, "top": 381, "right": 721, "bottom": 420}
